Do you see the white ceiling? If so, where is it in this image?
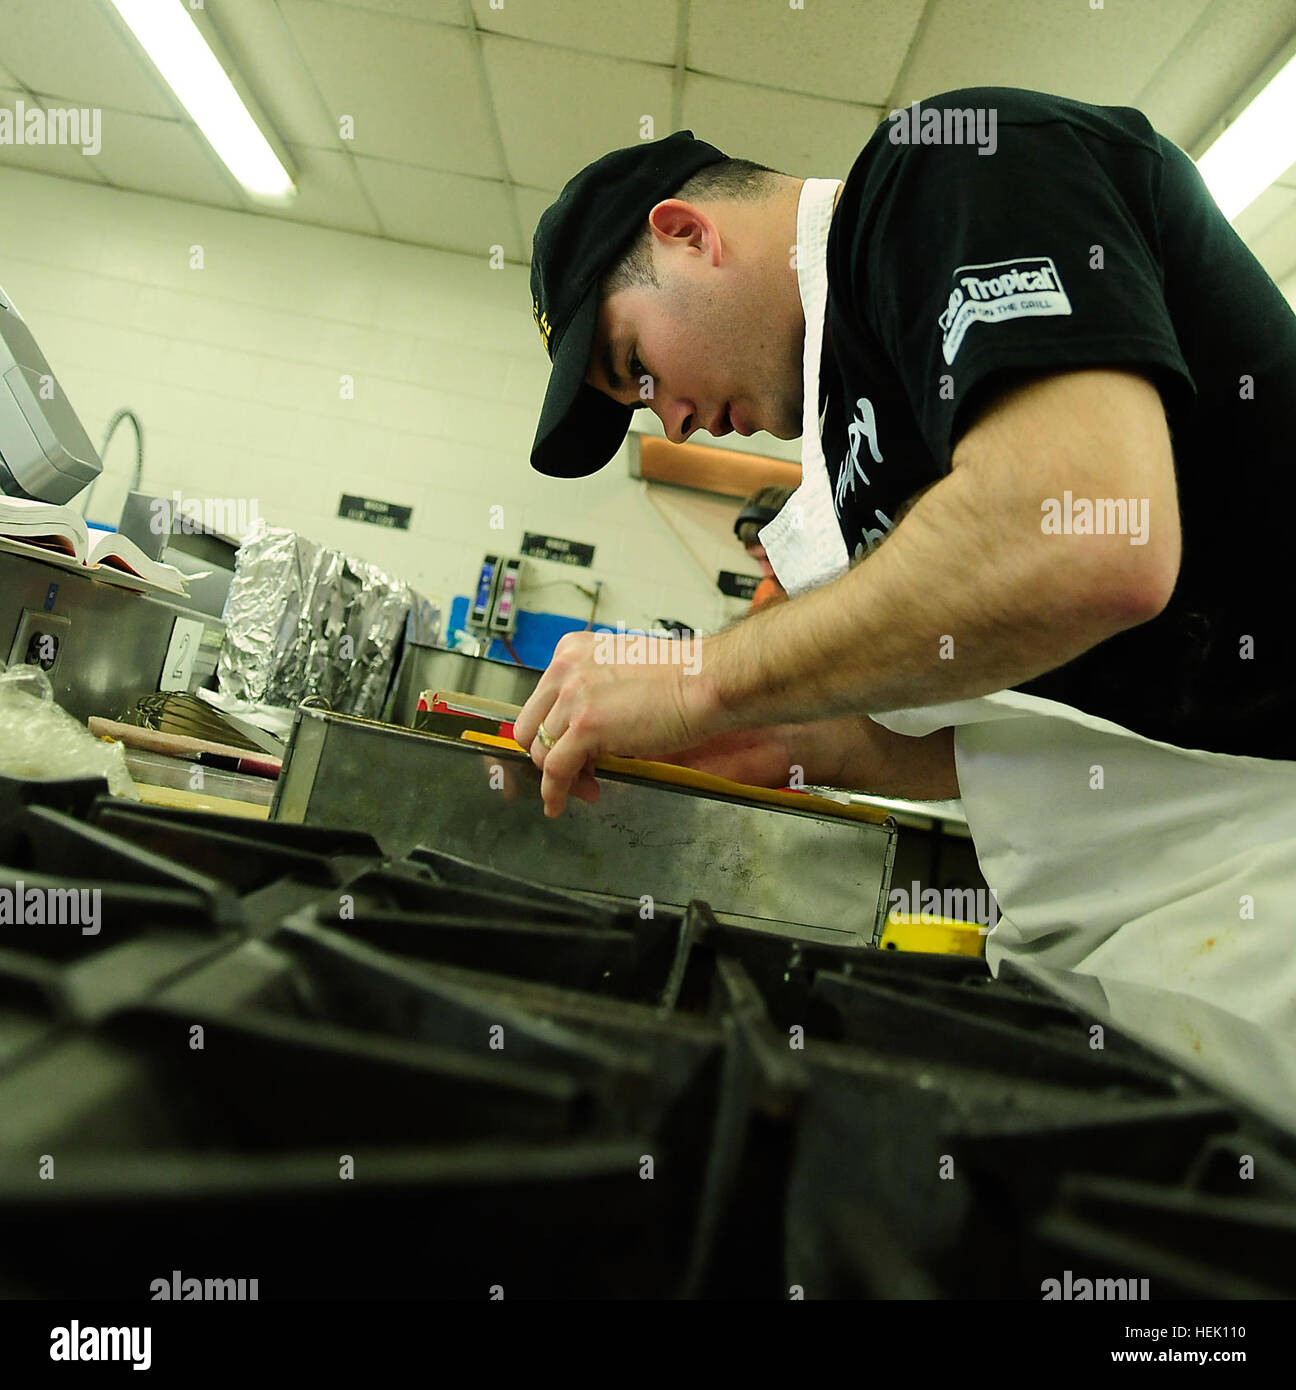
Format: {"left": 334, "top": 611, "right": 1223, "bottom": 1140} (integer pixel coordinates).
{"left": 1, "top": 0, "right": 1295, "bottom": 291}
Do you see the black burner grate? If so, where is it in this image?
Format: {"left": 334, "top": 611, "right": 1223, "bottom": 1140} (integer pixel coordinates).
{"left": 0, "top": 774, "right": 1293, "bottom": 1299}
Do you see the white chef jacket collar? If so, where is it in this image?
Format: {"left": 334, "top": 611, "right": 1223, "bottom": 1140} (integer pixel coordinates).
{"left": 756, "top": 176, "right": 849, "bottom": 597}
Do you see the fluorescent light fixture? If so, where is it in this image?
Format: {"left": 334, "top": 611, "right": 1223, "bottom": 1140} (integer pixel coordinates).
{"left": 1196, "top": 50, "right": 1296, "bottom": 222}
{"left": 108, "top": 0, "right": 295, "bottom": 202}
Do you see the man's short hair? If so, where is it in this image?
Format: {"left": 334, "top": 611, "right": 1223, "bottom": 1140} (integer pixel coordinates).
{"left": 600, "top": 157, "right": 782, "bottom": 298}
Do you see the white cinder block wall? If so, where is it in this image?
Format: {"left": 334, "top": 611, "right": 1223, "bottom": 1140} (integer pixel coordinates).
{"left": 0, "top": 166, "right": 781, "bottom": 639}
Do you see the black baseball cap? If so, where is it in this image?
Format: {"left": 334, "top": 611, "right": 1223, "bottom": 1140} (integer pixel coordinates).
{"left": 733, "top": 500, "right": 782, "bottom": 540}
{"left": 529, "top": 130, "right": 728, "bottom": 478}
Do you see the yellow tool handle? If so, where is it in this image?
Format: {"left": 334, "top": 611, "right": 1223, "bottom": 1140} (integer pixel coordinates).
{"left": 881, "top": 914, "right": 986, "bottom": 957}
{"left": 459, "top": 729, "right": 889, "bottom": 824}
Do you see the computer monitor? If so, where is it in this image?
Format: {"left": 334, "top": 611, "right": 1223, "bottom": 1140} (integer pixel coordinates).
{"left": 0, "top": 285, "right": 101, "bottom": 504}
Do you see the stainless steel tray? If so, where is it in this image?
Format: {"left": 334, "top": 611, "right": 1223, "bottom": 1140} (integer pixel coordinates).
{"left": 381, "top": 645, "right": 542, "bottom": 725}
{"left": 271, "top": 707, "right": 897, "bottom": 948}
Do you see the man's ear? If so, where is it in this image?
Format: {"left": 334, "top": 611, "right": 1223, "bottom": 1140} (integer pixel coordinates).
{"left": 647, "top": 199, "right": 721, "bottom": 263}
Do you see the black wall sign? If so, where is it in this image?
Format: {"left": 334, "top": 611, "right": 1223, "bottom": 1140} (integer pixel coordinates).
{"left": 718, "top": 570, "right": 759, "bottom": 600}
{"left": 521, "top": 531, "right": 595, "bottom": 567}
{"left": 338, "top": 495, "right": 413, "bottom": 529}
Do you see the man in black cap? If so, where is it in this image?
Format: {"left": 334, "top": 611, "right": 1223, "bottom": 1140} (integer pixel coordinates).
{"left": 515, "top": 88, "right": 1296, "bottom": 819}
{"left": 735, "top": 485, "right": 794, "bottom": 612}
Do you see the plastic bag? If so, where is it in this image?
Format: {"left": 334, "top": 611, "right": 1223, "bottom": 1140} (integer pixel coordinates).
{"left": 0, "top": 663, "right": 139, "bottom": 798}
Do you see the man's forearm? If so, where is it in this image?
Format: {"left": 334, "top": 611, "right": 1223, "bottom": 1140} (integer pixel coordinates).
{"left": 803, "top": 714, "right": 960, "bottom": 800}
{"left": 695, "top": 375, "right": 1180, "bottom": 732}
{"left": 844, "top": 721, "right": 959, "bottom": 800}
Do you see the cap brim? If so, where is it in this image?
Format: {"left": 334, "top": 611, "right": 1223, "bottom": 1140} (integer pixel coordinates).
{"left": 529, "top": 289, "right": 633, "bottom": 478}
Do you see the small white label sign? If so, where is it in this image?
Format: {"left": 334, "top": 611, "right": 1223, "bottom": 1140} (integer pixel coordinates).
{"left": 160, "top": 616, "right": 204, "bottom": 692}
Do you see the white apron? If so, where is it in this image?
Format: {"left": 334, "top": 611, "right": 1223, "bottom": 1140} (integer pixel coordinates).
{"left": 763, "top": 178, "right": 1296, "bottom": 1050}
{"left": 758, "top": 177, "right": 850, "bottom": 595}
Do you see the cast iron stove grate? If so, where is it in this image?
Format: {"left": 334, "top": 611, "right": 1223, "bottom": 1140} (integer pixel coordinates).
{"left": 0, "top": 773, "right": 1293, "bottom": 1299}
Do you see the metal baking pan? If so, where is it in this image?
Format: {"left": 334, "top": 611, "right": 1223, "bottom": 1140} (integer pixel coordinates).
{"left": 271, "top": 706, "right": 897, "bottom": 948}
{"left": 381, "top": 644, "right": 542, "bottom": 725}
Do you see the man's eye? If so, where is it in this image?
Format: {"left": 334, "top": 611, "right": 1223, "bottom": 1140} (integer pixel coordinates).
{"left": 629, "top": 353, "right": 646, "bottom": 379}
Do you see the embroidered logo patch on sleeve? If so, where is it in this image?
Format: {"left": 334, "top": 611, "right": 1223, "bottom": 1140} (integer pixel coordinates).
{"left": 937, "top": 256, "right": 1072, "bottom": 365}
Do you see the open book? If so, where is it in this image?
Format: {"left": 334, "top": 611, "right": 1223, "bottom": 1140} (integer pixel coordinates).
{"left": 0, "top": 496, "right": 189, "bottom": 596}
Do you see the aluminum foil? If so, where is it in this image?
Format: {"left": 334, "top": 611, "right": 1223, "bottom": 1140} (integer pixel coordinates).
{"left": 217, "top": 522, "right": 418, "bottom": 719}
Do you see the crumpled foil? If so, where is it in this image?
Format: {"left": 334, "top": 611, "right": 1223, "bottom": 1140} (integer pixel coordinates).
{"left": 217, "top": 522, "right": 414, "bottom": 719}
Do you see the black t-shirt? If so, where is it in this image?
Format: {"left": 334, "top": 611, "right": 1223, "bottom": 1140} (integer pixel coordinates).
{"left": 822, "top": 86, "right": 1296, "bottom": 760}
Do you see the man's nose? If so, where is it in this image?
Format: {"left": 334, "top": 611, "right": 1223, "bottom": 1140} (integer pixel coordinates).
{"left": 662, "top": 397, "right": 698, "bottom": 443}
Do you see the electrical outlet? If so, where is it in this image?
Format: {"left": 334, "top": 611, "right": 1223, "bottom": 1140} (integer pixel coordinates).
{"left": 7, "top": 608, "right": 71, "bottom": 675}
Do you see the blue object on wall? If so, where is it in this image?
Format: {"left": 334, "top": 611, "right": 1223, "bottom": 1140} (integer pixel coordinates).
{"left": 447, "top": 596, "right": 622, "bottom": 671}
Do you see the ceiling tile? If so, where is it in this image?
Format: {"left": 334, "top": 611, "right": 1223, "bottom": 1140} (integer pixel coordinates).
{"left": 279, "top": 0, "right": 501, "bottom": 175}
{"left": 204, "top": 0, "right": 345, "bottom": 149}
{"left": 1233, "top": 182, "right": 1296, "bottom": 279}
{"left": 1232, "top": 181, "right": 1295, "bottom": 244}
{"left": 485, "top": 37, "right": 674, "bottom": 187}
{"left": 687, "top": 0, "right": 923, "bottom": 104}
{"left": 3, "top": 0, "right": 1291, "bottom": 287}
{"left": 0, "top": 88, "right": 111, "bottom": 185}
{"left": 681, "top": 74, "right": 881, "bottom": 179}
{"left": 280, "top": 143, "right": 382, "bottom": 236}
{"left": 1281, "top": 271, "right": 1296, "bottom": 312}
{"left": 0, "top": 0, "right": 177, "bottom": 118}
{"left": 1248, "top": 202, "right": 1296, "bottom": 286}
{"left": 325, "top": 0, "right": 466, "bottom": 21}
{"left": 470, "top": 0, "right": 679, "bottom": 65}
{"left": 93, "top": 109, "right": 242, "bottom": 208}
{"left": 1137, "top": 0, "right": 1296, "bottom": 152}
{"left": 513, "top": 185, "right": 558, "bottom": 258}
{"left": 896, "top": 0, "right": 1214, "bottom": 110}
{"left": 354, "top": 158, "right": 519, "bottom": 256}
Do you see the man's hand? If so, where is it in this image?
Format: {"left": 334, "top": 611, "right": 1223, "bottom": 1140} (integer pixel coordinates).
{"left": 515, "top": 644, "right": 961, "bottom": 813}
{"left": 516, "top": 369, "right": 1168, "bottom": 815}
{"left": 513, "top": 630, "right": 719, "bottom": 817}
